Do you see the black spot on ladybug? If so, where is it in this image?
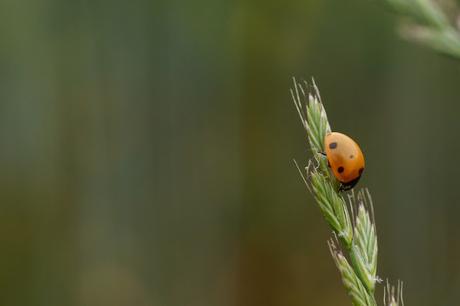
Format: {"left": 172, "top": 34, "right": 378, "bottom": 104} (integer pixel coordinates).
{"left": 329, "top": 142, "right": 338, "bottom": 149}
{"left": 338, "top": 166, "right": 344, "bottom": 173}
{"left": 349, "top": 155, "right": 354, "bottom": 159}
{"left": 359, "top": 168, "right": 364, "bottom": 175}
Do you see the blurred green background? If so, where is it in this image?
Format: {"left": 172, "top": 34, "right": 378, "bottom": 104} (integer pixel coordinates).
{"left": 0, "top": 0, "right": 460, "bottom": 305}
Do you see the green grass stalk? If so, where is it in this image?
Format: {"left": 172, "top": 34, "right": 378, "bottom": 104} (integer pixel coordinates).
{"left": 291, "top": 78, "right": 404, "bottom": 306}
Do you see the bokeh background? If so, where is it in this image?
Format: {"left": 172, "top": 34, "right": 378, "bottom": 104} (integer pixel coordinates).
{"left": 0, "top": 0, "right": 459, "bottom": 305}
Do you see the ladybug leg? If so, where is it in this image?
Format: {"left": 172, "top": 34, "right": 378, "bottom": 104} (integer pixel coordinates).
{"left": 316, "top": 152, "right": 330, "bottom": 168}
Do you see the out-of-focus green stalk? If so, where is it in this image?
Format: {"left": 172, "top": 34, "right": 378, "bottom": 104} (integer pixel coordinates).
{"left": 384, "top": 0, "right": 460, "bottom": 59}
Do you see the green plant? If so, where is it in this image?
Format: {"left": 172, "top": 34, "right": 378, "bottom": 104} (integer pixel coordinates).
{"left": 383, "top": 0, "right": 460, "bottom": 59}
{"left": 291, "top": 78, "right": 404, "bottom": 306}
{"left": 384, "top": 280, "right": 405, "bottom": 306}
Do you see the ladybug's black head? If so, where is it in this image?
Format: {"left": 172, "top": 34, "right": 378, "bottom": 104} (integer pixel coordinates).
{"left": 339, "top": 176, "right": 361, "bottom": 192}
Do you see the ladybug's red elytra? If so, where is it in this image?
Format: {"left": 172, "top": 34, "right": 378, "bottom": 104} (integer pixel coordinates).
{"left": 324, "top": 132, "right": 365, "bottom": 191}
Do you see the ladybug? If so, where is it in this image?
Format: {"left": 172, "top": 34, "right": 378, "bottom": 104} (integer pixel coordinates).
{"left": 323, "top": 132, "right": 365, "bottom": 191}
